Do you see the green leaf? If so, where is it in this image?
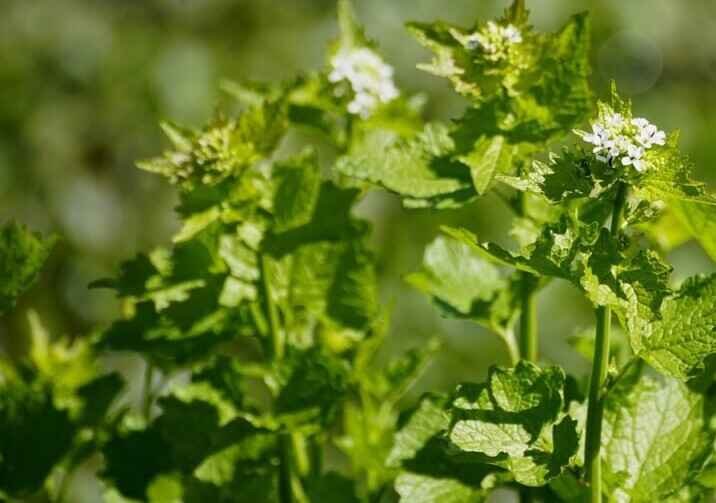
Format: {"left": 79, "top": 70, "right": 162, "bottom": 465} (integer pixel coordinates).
{"left": 394, "top": 473, "right": 489, "bottom": 503}
{"left": 408, "top": 9, "right": 591, "bottom": 142}
{"left": 634, "top": 135, "right": 716, "bottom": 205}
{"left": 601, "top": 364, "right": 713, "bottom": 501}
{"left": 0, "top": 376, "right": 75, "bottom": 496}
{"left": 267, "top": 230, "right": 379, "bottom": 346}
{"left": 641, "top": 209, "right": 692, "bottom": 253}
{"left": 444, "top": 216, "right": 597, "bottom": 281}
{"left": 497, "top": 149, "right": 617, "bottom": 203}
{"left": 97, "top": 295, "right": 235, "bottom": 370}
{"left": 388, "top": 394, "right": 496, "bottom": 503}
{"left": 450, "top": 362, "right": 577, "bottom": 486}
{"left": 579, "top": 230, "right": 673, "bottom": 317}
{"left": 336, "top": 124, "right": 473, "bottom": 208}
{"left": 276, "top": 349, "right": 350, "bottom": 427}
{"left": 138, "top": 99, "right": 287, "bottom": 191}
{"left": 102, "top": 386, "right": 275, "bottom": 501}
{"left": 458, "top": 135, "right": 513, "bottom": 195}
{"left": 626, "top": 273, "right": 716, "bottom": 380}
{"left": 0, "top": 221, "right": 55, "bottom": 314}
{"left": 387, "top": 394, "right": 450, "bottom": 469}
{"left": 271, "top": 149, "right": 322, "bottom": 233}
{"left": 406, "top": 235, "right": 504, "bottom": 315}
{"left": 77, "top": 372, "right": 125, "bottom": 426}
{"left": 670, "top": 200, "right": 716, "bottom": 261}
{"left": 406, "top": 233, "right": 520, "bottom": 360}
{"left": 305, "top": 472, "right": 360, "bottom": 503}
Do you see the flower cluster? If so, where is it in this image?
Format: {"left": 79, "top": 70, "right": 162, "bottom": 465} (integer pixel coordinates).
{"left": 465, "top": 21, "right": 523, "bottom": 61}
{"left": 576, "top": 113, "right": 666, "bottom": 172}
{"left": 329, "top": 47, "right": 399, "bottom": 118}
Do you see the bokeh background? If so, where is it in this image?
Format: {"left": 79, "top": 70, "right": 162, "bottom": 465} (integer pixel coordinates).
{"left": 1, "top": 0, "right": 715, "bottom": 498}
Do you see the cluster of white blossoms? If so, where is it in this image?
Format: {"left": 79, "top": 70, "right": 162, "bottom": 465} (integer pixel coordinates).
{"left": 576, "top": 113, "right": 666, "bottom": 172}
{"left": 329, "top": 47, "right": 399, "bottom": 118}
{"left": 465, "top": 21, "right": 523, "bottom": 61}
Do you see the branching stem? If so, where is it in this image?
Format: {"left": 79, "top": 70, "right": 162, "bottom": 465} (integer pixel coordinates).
{"left": 584, "top": 182, "right": 628, "bottom": 503}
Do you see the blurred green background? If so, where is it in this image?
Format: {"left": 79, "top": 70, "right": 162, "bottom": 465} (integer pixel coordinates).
{"left": 1, "top": 0, "right": 716, "bottom": 472}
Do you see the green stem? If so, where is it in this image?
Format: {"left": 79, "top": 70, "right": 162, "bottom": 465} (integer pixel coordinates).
{"left": 278, "top": 434, "right": 294, "bottom": 503}
{"left": 142, "top": 362, "right": 155, "bottom": 421}
{"left": 261, "top": 254, "right": 284, "bottom": 361}
{"left": 516, "top": 191, "right": 538, "bottom": 364}
{"left": 519, "top": 272, "right": 538, "bottom": 363}
{"left": 584, "top": 182, "right": 628, "bottom": 503}
{"left": 260, "top": 254, "right": 292, "bottom": 503}
{"left": 515, "top": 178, "right": 539, "bottom": 503}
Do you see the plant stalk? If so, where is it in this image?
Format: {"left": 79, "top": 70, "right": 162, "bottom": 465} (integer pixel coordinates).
{"left": 517, "top": 190, "right": 539, "bottom": 364}
{"left": 584, "top": 182, "right": 628, "bottom": 503}
{"left": 519, "top": 272, "right": 538, "bottom": 363}
{"left": 142, "top": 362, "right": 154, "bottom": 421}
{"left": 516, "top": 172, "right": 539, "bottom": 503}
{"left": 260, "top": 254, "right": 293, "bottom": 503}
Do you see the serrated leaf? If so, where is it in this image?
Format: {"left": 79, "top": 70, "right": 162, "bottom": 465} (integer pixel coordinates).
{"left": 276, "top": 349, "right": 349, "bottom": 427}
{"left": 406, "top": 233, "right": 519, "bottom": 360}
{"left": 138, "top": 100, "right": 287, "bottom": 191}
{"left": 394, "top": 473, "right": 489, "bottom": 503}
{"left": 450, "top": 362, "right": 577, "bottom": 486}
{"left": 0, "top": 377, "right": 75, "bottom": 496}
{"left": 670, "top": 200, "right": 716, "bottom": 261}
{"left": 409, "top": 9, "right": 591, "bottom": 142}
{"left": 406, "top": 235, "right": 504, "bottom": 315}
{"left": 336, "top": 124, "right": 473, "bottom": 208}
{"left": 444, "top": 216, "right": 596, "bottom": 281}
{"left": 271, "top": 149, "right": 321, "bottom": 233}
{"left": 601, "top": 365, "right": 713, "bottom": 501}
{"left": 102, "top": 386, "right": 275, "bottom": 501}
{"left": 634, "top": 137, "right": 716, "bottom": 205}
{"left": 497, "top": 149, "right": 617, "bottom": 203}
{"left": 389, "top": 394, "right": 495, "bottom": 503}
{"left": 387, "top": 394, "right": 450, "bottom": 468}
{"left": 579, "top": 230, "right": 672, "bottom": 317}
{"left": 97, "top": 295, "right": 234, "bottom": 370}
{"left": 625, "top": 273, "right": 716, "bottom": 380}
{"left": 0, "top": 221, "right": 55, "bottom": 314}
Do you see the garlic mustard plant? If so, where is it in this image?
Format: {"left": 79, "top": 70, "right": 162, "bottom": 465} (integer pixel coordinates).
{"left": 1, "top": 1, "right": 716, "bottom": 503}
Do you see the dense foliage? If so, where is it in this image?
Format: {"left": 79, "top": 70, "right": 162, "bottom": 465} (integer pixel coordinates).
{"left": 1, "top": 1, "right": 716, "bottom": 502}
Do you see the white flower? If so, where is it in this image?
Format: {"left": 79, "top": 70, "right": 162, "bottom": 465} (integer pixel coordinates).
{"left": 632, "top": 117, "right": 666, "bottom": 148}
{"left": 621, "top": 144, "right": 646, "bottom": 172}
{"left": 329, "top": 47, "right": 399, "bottom": 118}
{"left": 580, "top": 124, "right": 609, "bottom": 147}
{"left": 576, "top": 111, "right": 667, "bottom": 173}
